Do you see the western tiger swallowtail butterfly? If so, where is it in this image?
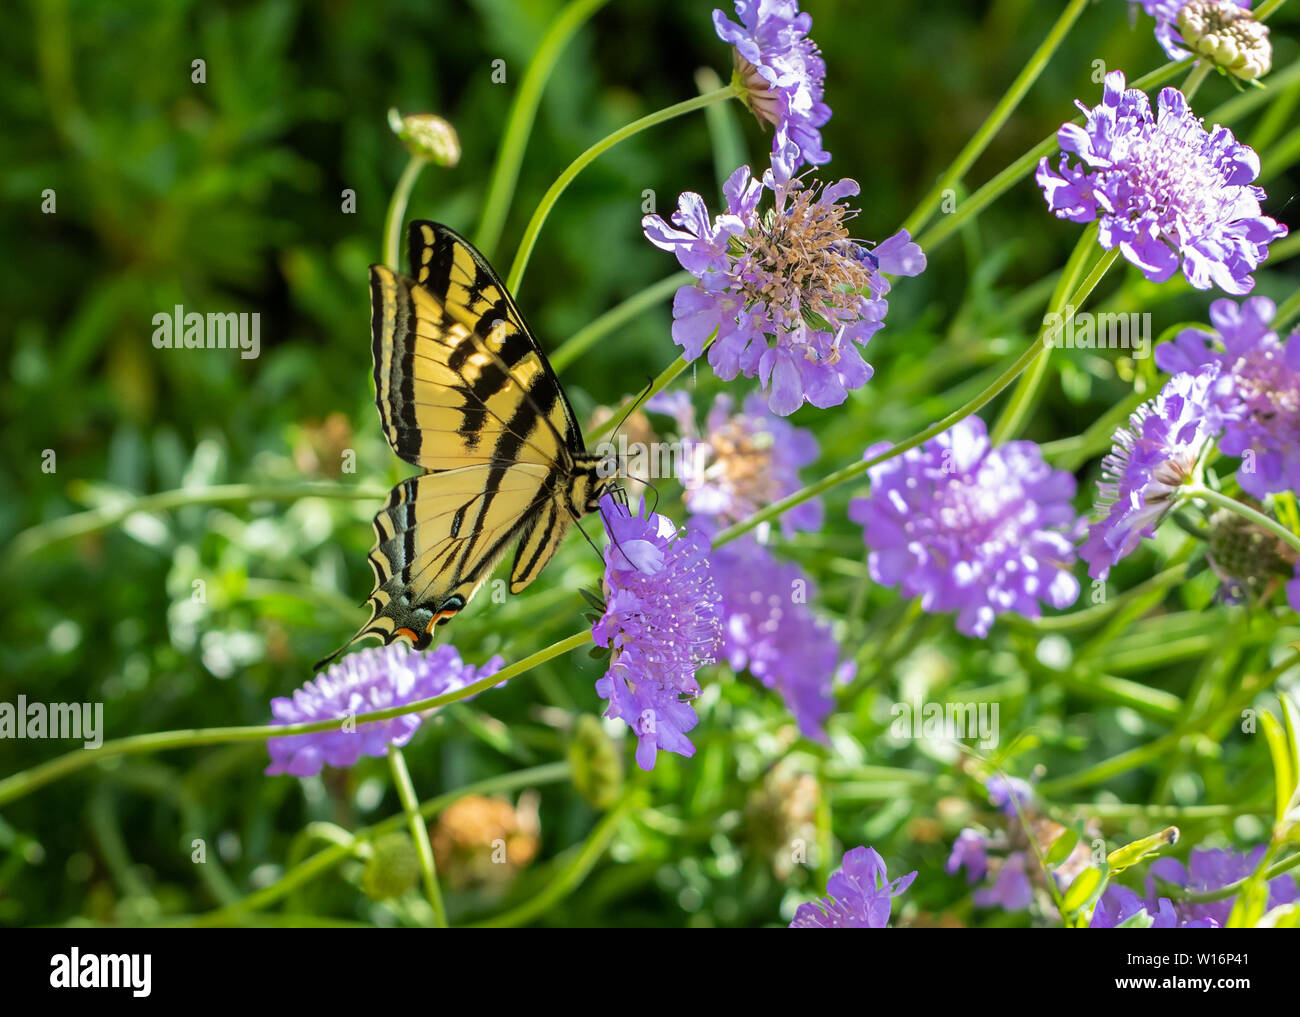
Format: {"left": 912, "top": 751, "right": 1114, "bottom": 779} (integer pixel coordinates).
{"left": 320, "top": 221, "right": 615, "bottom": 667}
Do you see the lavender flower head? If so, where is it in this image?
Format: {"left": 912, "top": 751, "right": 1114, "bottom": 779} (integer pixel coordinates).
{"left": 1090, "top": 883, "right": 1179, "bottom": 928}
{"left": 946, "top": 828, "right": 989, "bottom": 884}
{"left": 1037, "top": 70, "right": 1286, "bottom": 294}
{"left": 973, "top": 851, "right": 1034, "bottom": 912}
{"left": 713, "top": 0, "right": 830, "bottom": 166}
{"left": 593, "top": 494, "right": 722, "bottom": 771}
{"left": 708, "top": 532, "right": 839, "bottom": 740}
{"left": 987, "top": 774, "right": 1035, "bottom": 817}
{"left": 789, "top": 846, "right": 916, "bottom": 928}
{"left": 848, "top": 415, "right": 1081, "bottom": 638}
{"left": 1157, "top": 297, "right": 1300, "bottom": 500}
{"left": 643, "top": 132, "right": 925, "bottom": 416}
{"left": 265, "top": 644, "right": 503, "bottom": 777}
{"left": 1147, "top": 846, "right": 1300, "bottom": 927}
{"left": 649, "top": 390, "right": 823, "bottom": 537}
{"left": 1081, "top": 367, "right": 1220, "bottom": 579}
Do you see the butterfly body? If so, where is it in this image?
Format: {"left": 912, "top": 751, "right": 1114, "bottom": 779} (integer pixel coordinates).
{"left": 325, "top": 221, "right": 613, "bottom": 662}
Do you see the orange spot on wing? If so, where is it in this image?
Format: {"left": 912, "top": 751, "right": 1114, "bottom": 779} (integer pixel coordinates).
{"left": 394, "top": 627, "right": 419, "bottom": 643}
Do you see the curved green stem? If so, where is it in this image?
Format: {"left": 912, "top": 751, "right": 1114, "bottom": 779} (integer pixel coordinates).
{"left": 176, "top": 762, "right": 571, "bottom": 927}
{"left": 473, "top": 0, "right": 612, "bottom": 257}
{"left": 900, "top": 0, "right": 1089, "bottom": 238}
{"left": 552, "top": 271, "right": 690, "bottom": 374}
{"left": 0, "top": 630, "right": 591, "bottom": 807}
{"left": 991, "top": 240, "right": 1118, "bottom": 443}
{"left": 1157, "top": 851, "right": 1300, "bottom": 903}
{"left": 468, "top": 791, "right": 639, "bottom": 927}
{"left": 1187, "top": 486, "right": 1300, "bottom": 555}
{"left": 913, "top": 60, "right": 1189, "bottom": 253}
{"left": 388, "top": 747, "right": 447, "bottom": 927}
{"left": 383, "top": 154, "right": 428, "bottom": 270}
{"left": 506, "top": 84, "right": 740, "bottom": 295}
{"left": 710, "top": 248, "right": 1118, "bottom": 547}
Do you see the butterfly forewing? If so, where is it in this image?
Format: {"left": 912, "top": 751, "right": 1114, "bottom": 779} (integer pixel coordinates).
{"left": 320, "top": 221, "right": 611, "bottom": 666}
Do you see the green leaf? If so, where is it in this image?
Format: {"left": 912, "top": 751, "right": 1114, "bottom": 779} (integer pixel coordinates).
{"left": 1061, "top": 863, "right": 1108, "bottom": 915}
{"left": 1045, "top": 827, "right": 1081, "bottom": 868}
{"left": 1256, "top": 902, "right": 1300, "bottom": 929}
{"left": 1115, "top": 908, "right": 1156, "bottom": 929}
{"left": 1106, "top": 826, "right": 1180, "bottom": 875}
{"left": 1261, "top": 709, "right": 1295, "bottom": 829}
{"left": 1226, "top": 875, "right": 1270, "bottom": 928}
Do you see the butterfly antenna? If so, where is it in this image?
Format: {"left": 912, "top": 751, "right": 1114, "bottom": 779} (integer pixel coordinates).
{"left": 605, "top": 375, "right": 656, "bottom": 443}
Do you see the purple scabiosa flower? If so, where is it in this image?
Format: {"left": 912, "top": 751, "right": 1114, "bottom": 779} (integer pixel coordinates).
{"left": 713, "top": 0, "right": 830, "bottom": 167}
{"left": 987, "top": 774, "right": 1035, "bottom": 817}
{"left": 1036, "top": 70, "right": 1286, "bottom": 294}
{"left": 265, "top": 644, "right": 503, "bottom": 777}
{"left": 1080, "top": 367, "right": 1220, "bottom": 579}
{"left": 1090, "top": 883, "right": 1179, "bottom": 928}
{"left": 847, "top": 415, "right": 1081, "bottom": 638}
{"left": 1147, "top": 847, "right": 1300, "bottom": 927}
{"left": 973, "top": 851, "right": 1034, "bottom": 912}
{"left": 593, "top": 494, "right": 722, "bottom": 771}
{"left": 707, "top": 532, "right": 839, "bottom": 740}
{"left": 643, "top": 134, "right": 925, "bottom": 416}
{"left": 1157, "top": 297, "right": 1300, "bottom": 500}
{"left": 947, "top": 829, "right": 990, "bottom": 884}
{"left": 648, "top": 390, "right": 823, "bottom": 537}
{"left": 789, "top": 846, "right": 916, "bottom": 928}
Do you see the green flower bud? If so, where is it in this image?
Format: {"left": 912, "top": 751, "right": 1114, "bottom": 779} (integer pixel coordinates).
{"left": 1207, "top": 506, "right": 1296, "bottom": 596}
{"left": 387, "top": 109, "right": 461, "bottom": 166}
{"left": 360, "top": 832, "right": 421, "bottom": 900}
{"left": 567, "top": 714, "right": 624, "bottom": 811}
{"left": 1178, "top": 1, "right": 1271, "bottom": 81}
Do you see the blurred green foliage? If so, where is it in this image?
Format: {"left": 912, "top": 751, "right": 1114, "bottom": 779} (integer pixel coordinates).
{"left": 2, "top": 0, "right": 1299, "bottom": 928}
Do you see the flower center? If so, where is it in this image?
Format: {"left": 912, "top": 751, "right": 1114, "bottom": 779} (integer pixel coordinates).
{"left": 1178, "top": 1, "right": 1271, "bottom": 80}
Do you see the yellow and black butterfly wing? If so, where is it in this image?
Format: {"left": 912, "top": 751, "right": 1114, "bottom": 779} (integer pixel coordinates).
{"left": 323, "top": 222, "right": 593, "bottom": 663}
{"left": 372, "top": 220, "right": 583, "bottom": 472}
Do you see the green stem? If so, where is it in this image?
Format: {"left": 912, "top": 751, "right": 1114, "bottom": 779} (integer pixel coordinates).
{"left": 900, "top": 0, "right": 1089, "bottom": 238}
{"left": 468, "top": 791, "right": 639, "bottom": 927}
{"left": 914, "top": 61, "right": 1189, "bottom": 253}
{"left": 473, "top": 0, "right": 611, "bottom": 257}
{"left": 1188, "top": 486, "right": 1300, "bottom": 554}
{"left": 1273, "top": 283, "right": 1300, "bottom": 334}
{"left": 710, "top": 247, "right": 1118, "bottom": 546}
{"left": 991, "top": 239, "right": 1118, "bottom": 443}
{"left": 8, "top": 482, "right": 390, "bottom": 561}
{"left": 0, "top": 630, "right": 591, "bottom": 807}
{"left": 383, "top": 154, "right": 428, "bottom": 270}
{"left": 1255, "top": 0, "right": 1288, "bottom": 20}
{"left": 552, "top": 271, "right": 690, "bottom": 374}
{"left": 387, "top": 747, "right": 447, "bottom": 927}
{"left": 1181, "top": 60, "right": 1213, "bottom": 101}
{"left": 506, "top": 84, "right": 740, "bottom": 295}
{"left": 587, "top": 350, "right": 697, "bottom": 444}
{"left": 1157, "top": 851, "right": 1300, "bottom": 903}
{"left": 178, "top": 763, "right": 571, "bottom": 926}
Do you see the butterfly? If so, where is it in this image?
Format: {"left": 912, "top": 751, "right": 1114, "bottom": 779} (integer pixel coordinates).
{"left": 320, "top": 221, "right": 615, "bottom": 667}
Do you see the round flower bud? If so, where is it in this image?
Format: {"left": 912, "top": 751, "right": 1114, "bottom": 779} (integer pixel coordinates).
{"left": 1177, "top": 1, "right": 1272, "bottom": 81}
{"left": 567, "top": 714, "right": 624, "bottom": 810}
{"left": 360, "top": 832, "right": 421, "bottom": 900}
{"left": 1207, "top": 505, "right": 1297, "bottom": 596}
{"left": 387, "top": 109, "right": 461, "bottom": 166}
